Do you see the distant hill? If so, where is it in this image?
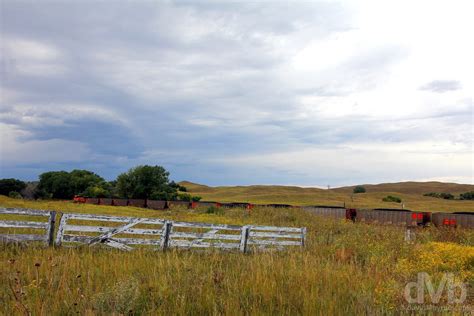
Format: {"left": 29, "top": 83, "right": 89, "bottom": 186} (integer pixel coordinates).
{"left": 179, "top": 181, "right": 474, "bottom": 213}
{"left": 332, "top": 181, "right": 474, "bottom": 195}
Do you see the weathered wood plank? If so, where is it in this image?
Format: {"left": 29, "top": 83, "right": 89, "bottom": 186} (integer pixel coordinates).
{"left": 88, "top": 218, "right": 147, "bottom": 245}
{"left": 240, "top": 226, "right": 250, "bottom": 253}
{"left": 0, "top": 221, "right": 48, "bottom": 229}
{"left": 249, "top": 226, "right": 302, "bottom": 233}
{"left": 171, "top": 232, "right": 241, "bottom": 240}
{"left": 248, "top": 239, "right": 302, "bottom": 246}
{"left": 0, "top": 208, "right": 52, "bottom": 216}
{"left": 55, "top": 214, "right": 69, "bottom": 246}
{"left": 172, "top": 221, "right": 242, "bottom": 231}
{"left": 46, "top": 211, "right": 56, "bottom": 246}
{"left": 0, "top": 234, "right": 46, "bottom": 242}
{"left": 160, "top": 221, "right": 173, "bottom": 250}
{"left": 62, "top": 234, "right": 162, "bottom": 245}
{"left": 102, "top": 239, "right": 133, "bottom": 251}
{"left": 170, "top": 239, "right": 240, "bottom": 249}
{"left": 66, "top": 213, "right": 165, "bottom": 225}
{"left": 248, "top": 232, "right": 301, "bottom": 239}
{"left": 64, "top": 225, "right": 164, "bottom": 236}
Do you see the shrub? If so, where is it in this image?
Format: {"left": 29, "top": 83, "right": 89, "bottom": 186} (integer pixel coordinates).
{"left": 0, "top": 178, "right": 26, "bottom": 196}
{"left": 423, "top": 192, "right": 454, "bottom": 199}
{"left": 8, "top": 191, "right": 22, "bottom": 199}
{"left": 460, "top": 191, "right": 474, "bottom": 200}
{"left": 382, "top": 195, "right": 402, "bottom": 203}
{"left": 191, "top": 196, "right": 202, "bottom": 202}
{"left": 353, "top": 186, "right": 366, "bottom": 194}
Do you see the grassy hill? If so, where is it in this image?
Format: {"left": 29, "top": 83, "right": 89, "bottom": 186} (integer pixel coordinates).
{"left": 181, "top": 181, "right": 474, "bottom": 213}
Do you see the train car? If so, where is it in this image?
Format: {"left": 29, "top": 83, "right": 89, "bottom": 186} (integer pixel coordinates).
{"left": 432, "top": 212, "right": 474, "bottom": 229}
{"left": 221, "top": 202, "right": 251, "bottom": 208}
{"left": 262, "top": 203, "right": 293, "bottom": 208}
{"left": 195, "top": 201, "right": 220, "bottom": 209}
{"left": 84, "top": 197, "right": 99, "bottom": 205}
{"left": 303, "top": 206, "right": 347, "bottom": 219}
{"left": 147, "top": 200, "right": 167, "bottom": 210}
{"left": 128, "top": 199, "right": 146, "bottom": 208}
{"left": 99, "top": 198, "right": 113, "bottom": 206}
{"left": 167, "top": 201, "right": 191, "bottom": 209}
{"left": 357, "top": 208, "right": 429, "bottom": 227}
{"left": 112, "top": 199, "right": 128, "bottom": 206}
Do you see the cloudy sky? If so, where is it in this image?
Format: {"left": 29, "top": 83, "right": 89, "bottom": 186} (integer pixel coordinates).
{"left": 0, "top": 0, "right": 472, "bottom": 186}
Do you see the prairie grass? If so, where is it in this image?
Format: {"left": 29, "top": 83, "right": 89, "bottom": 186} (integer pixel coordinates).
{"left": 1, "top": 197, "right": 473, "bottom": 314}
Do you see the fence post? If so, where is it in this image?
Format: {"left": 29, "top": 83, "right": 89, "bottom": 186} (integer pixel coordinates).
{"left": 160, "top": 221, "right": 173, "bottom": 251}
{"left": 55, "top": 214, "right": 69, "bottom": 247}
{"left": 301, "top": 227, "right": 307, "bottom": 247}
{"left": 240, "top": 225, "right": 250, "bottom": 253}
{"left": 46, "top": 211, "right": 57, "bottom": 246}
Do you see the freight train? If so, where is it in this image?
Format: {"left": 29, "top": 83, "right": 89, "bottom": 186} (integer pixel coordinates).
{"left": 73, "top": 196, "right": 474, "bottom": 229}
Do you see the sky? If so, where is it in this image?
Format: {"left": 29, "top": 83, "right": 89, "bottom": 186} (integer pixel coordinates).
{"left": 0, "top": 0, "right": 473, "bottom": 187}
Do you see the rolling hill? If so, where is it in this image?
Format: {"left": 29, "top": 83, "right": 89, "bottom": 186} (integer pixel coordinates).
{"left": 180, "top": 181, "right": 474, "bottom": 213}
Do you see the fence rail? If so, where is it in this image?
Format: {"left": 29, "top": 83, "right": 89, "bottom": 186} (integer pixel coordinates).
{"left": 0, "top": 208, "right": 306, "bottom": 253}
{"left": 0, "top": 208, "right": 56, "bottom": 245}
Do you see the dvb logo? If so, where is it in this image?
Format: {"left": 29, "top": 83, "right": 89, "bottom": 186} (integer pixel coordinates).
{"left": 404, "top": 272, "right": 467, "bottom": 304}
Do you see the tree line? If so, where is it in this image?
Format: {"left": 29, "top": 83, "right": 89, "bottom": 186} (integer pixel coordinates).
{"left": 0, "top": 165, "right": 201, "bottom": 201}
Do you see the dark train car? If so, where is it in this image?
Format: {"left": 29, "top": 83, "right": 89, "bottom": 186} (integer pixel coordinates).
{"left": 167, "top": 201, "right": 191, "bottom": 209}
{"left": 112, "top": 199, "right": 128, "bottom": 206}
{"left": 147, "top": 200, "right": 167, "bottom": 210}
{"left": 303, "top": 206, "right": 347, "bottom": 219}
{"left": 195, "top": 201, "right": 220, "bottom": 209}
{"left": 221, "top": 202, "right": 251, "bottom": 208}
{"left": 85, "top": 197, "right": 99, "bottom": 205}
{"left": 357, "top": 208, "right": 429, "bottom": 226}
{"left": 128, "top": 199, "right": 146, "bottom": 208}
{"left": 263, "top": 204, "right": 293, "bottom": 208}
{"left": 432, "top": 212, "right": 474, "bottom": 229}
{"left": 99, "top": 198, "right": 113, "bottom": 206}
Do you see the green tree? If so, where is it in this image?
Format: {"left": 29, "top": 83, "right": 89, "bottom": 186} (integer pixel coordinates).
{"left": 353, "top": 186, "right": 366, "bottom": 194}
{"left": 37, "top": 170, "right": 105, "bottom": 199}
{"left": 116, "top": 165, "right": 178, "bottom": 200}
{"left": 460, "top": 191, "right": 474, "bottom": 200}
{"left": 0, "top": 178, "right": 26, "bottom": 196}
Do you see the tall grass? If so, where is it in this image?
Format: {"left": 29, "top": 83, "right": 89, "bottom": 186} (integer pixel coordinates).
{"left": 1, "top": 197, "right": 473, "bottom": 314}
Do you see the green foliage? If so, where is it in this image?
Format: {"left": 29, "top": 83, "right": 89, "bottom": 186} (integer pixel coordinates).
{"left": 353, "top": 186, "right": 366, "bottom": 194}
{"left": 382, "top": 195, "right": 402, "bottom": 203}
{"left": 178, "top": 193, "right": 202, "bottom": 202}
{"left": 460, "top": 191, "right": 474, "bottom": 200}
{"left": 82, "top": 184, "right": 110, "bottom": 198}
{"left": 8, "top": 191, "right": 22, "bottom": 199}
{"left": 0, "top": 178, "right": 26, "bottom": 196}
{"left": 170, "top": 181, "right": 187, "bottom": 192}
{"left": 37, "top": 170, "right": 105, "bottom": 199}
{"left": 116, "top": 165, "right": 178, "bottom": 200}
{"left": 191, "top": 195, "right": 202, "bottom": 202}
{"left": 423, "top": 192, "right": 454, "bottom": 200}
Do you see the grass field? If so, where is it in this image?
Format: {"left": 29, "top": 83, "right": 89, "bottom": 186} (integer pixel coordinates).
{"left": 1, "top": 196, "right": 473, "bottom": 314}
{"left": 182, "top": 181, "right": 474, "bottom": 212}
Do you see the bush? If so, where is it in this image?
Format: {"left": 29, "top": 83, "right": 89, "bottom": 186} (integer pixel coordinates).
{"left": 353, "top": 186, "right": 366, "bottom": 194}
{"left": 460, "top": 191, "right": 474, "bottom": 200}
{"left": 0, "top": 178, "right": 26, "bottom": 196}
{"left": 8, "top": 191, "right": 22, "bottom": 199}
{"left": 423, "top": 192, "right": 454, "bottom": 199}
{"left": 191, "top": 196, "right": 202, "bottom": 202}
{"left": 382, "top": 195, "right": 402, "bottom": 203}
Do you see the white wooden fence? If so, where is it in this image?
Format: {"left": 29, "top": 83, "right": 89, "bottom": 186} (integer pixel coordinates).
{"left": 1, "top": 208, "right": 306, "bottom": 253}
{"left": 0, "top": 208, "right": 56, "bottom": 246}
